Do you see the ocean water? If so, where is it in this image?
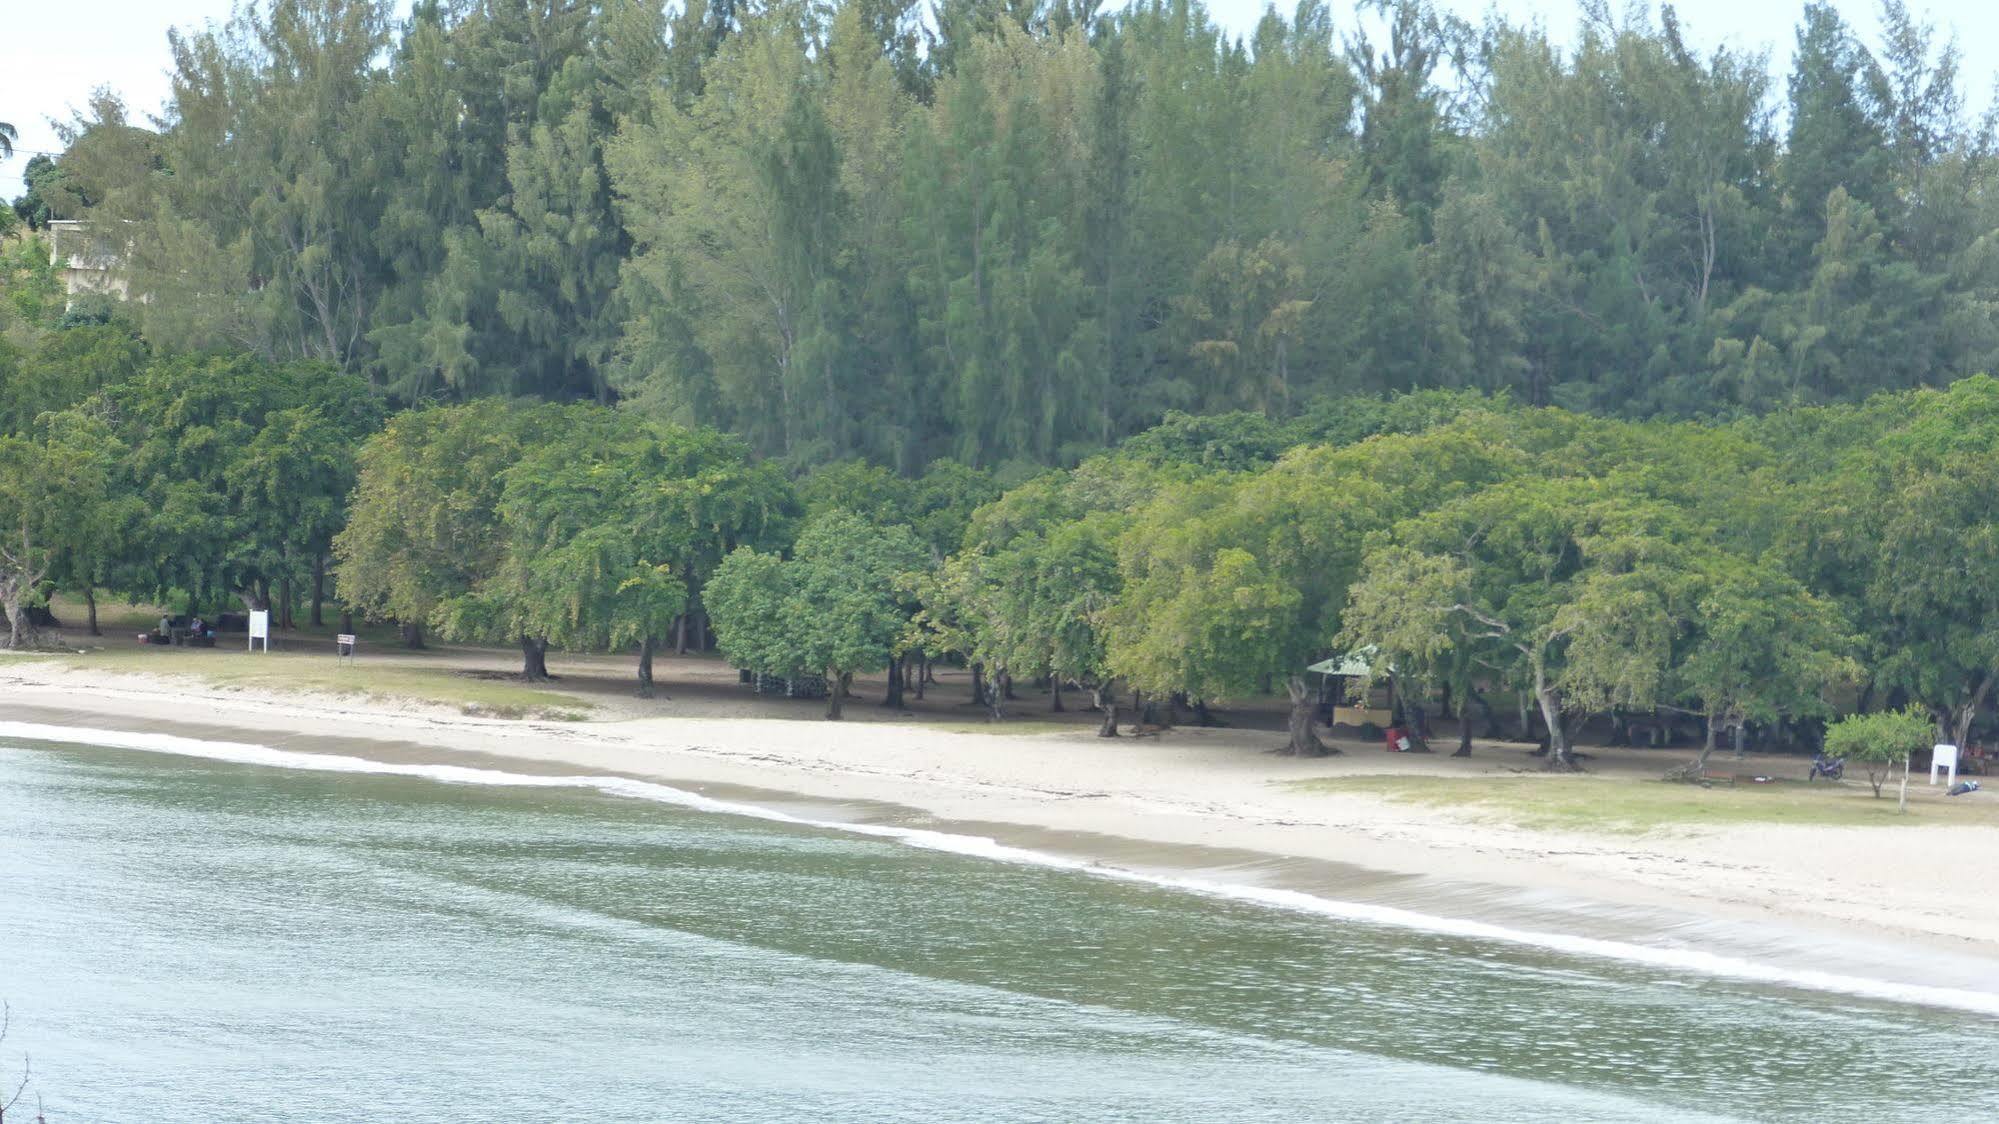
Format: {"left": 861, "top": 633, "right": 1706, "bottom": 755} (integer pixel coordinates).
{"left": 3, "top": 724, "right": 1996, "bottom": 1122}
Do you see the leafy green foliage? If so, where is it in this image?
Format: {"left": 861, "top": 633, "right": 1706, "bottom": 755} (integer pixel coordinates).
{"left": 336, "top": 400, "right": 559, "bottom": 635}
{"left": 340, "top": 400, "right": 791, "bottom": 679}
{"left": 12, "top": 0, "right": 1999, "bottom": 753}
{"left": 1824, "top": 707, "right": 1932, "bottom": 796}
{"left": 0, "top": 409, "right": 121, "bottom": 646}
{"left": 22, "top": 0, "right": 1999, "bottom": 466}
{"left": 109, "top": 353, "right": 384, "bottom": 615}
{"left": 707, "top": 510, "right": 927, "bottom": 716}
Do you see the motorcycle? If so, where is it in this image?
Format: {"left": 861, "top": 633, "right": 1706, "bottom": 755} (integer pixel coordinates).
{"left": 1808, "top": 753, "right": 1845, "bottom": 782}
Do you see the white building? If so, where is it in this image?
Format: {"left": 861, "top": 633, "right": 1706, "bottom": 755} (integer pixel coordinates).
{"left": 44, "top": 219, "right": 132, "bottom": 306}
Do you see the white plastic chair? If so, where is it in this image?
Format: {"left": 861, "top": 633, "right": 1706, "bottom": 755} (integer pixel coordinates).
{"left": 1931, "top": 743, "right": 1960, "bottom": 786}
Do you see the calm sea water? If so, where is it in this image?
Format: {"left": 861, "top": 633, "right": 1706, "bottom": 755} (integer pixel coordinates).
{"left": 4, "top": 730, "right": 1997, "bottom": 1123}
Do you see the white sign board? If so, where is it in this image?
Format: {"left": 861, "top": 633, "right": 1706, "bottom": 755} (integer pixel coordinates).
{"left": 1932, "top": 743, "right": 1960, "bottom": 786}
{"left": 248, "top": 610, "right": 270, "bottom": 652}
{"left": 336, "top": 634, "right": 356, "bottom": 659}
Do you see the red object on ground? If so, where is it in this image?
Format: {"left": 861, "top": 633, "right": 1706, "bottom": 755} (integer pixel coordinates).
{"left": 1385, "top": 726, "right": 1408, "bottom": 753}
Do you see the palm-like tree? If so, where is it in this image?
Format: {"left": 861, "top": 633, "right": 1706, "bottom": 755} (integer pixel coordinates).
{"left": 0, "top": 121, "right": 15, "bottom": 159}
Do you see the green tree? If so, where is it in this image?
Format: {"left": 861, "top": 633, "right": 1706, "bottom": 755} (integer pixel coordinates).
{"left": 335, "top": 400, "right": 564, "bottom": 659}
{"left": 1111, "top": 424, "right": 1521, "bottom": 754}
{"left": 1770, "top": 379, "right": 1999, "bottom": 749}
{"left": 1823, "top": 707, "right": 1931, "bottom": 800}
{"left": 137, "top": 2, "right": 394, "bottom": 365}
{"left": 901, "top": 24, "right": 1104, "bottom": 466}
{"left": 479, "top": 408, "right": 793, "bottom": 690}
{"left": 0, "top": 323, "right": 148, "bottom": 434}
{"left": 1341, "top": 477, "right": 1717, "bottom": 770}
{"left": 1348, "top": 0, "right": 1453, "bottom": 235}
{"left": 111, "top": 353, "right": 383, "bottom": 624}
{"left": 1666, "top": 556, "right": 1857, "bottom": 778}
{"left": 1782, "top": 4, "right": 1892, "bottom": 243}
{"left": 611, "top": 12, "right": 859, "bottom": 459}
{"left": 0, "top": 410, "right": 118, "bottom": 648}
{"left": 706, "top": 510, "right": 927, "bottom": 718}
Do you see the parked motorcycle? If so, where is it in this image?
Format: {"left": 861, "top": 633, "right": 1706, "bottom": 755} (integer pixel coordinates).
{"left": 1808, "top": 753, "right": 1845, "bottom": 782}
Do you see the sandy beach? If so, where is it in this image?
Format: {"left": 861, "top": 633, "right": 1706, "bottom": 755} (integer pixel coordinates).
{"left": 5, "top": 650, "right": 1996, "bottom": 999}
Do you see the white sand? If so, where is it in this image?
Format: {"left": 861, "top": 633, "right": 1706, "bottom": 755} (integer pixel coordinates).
{"left": 4, "top": 656, "right": 1995, "bottom": 983}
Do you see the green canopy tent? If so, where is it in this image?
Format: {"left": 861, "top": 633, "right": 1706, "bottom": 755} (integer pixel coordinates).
{"left": 1304, "top": 647, "right": 1379, "bottom": 679}
{"left": 1304, "top": 647, "right": 1393, "bottom": 727}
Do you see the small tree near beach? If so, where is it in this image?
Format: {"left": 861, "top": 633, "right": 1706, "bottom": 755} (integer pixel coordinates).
{"left": 1823, "top": 708, "right": 1932, "bottom": 802}
{"left": 706, "top": 511, "right": 927, "bottom": 719}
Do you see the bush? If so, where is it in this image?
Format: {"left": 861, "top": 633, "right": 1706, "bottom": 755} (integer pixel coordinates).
{"left": 1823, "top": 708, "right": 1933, "bottom": 797}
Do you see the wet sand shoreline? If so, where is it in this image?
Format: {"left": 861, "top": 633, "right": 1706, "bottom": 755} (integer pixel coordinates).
{"left": 6, "top": 661, "right": 1997, "bottom": 1013}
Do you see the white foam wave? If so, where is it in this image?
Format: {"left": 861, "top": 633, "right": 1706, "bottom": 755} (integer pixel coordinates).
{"left": 7, "top": 719, "right": 1996, "bottom": 1019}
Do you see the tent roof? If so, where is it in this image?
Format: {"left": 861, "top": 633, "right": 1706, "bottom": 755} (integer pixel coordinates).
{"left": 1305, "top": 646, "right": 1381, "bottom": 677}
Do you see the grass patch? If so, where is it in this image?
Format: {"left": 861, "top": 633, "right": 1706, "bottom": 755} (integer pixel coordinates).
{"left": 34, "top": 646, "right": 592, "bottom": 721}
{"left": 1286, "top": 774, "right": 1999, "bottom": 833}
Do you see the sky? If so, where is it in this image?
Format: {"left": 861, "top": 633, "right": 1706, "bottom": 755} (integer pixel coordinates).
{"left": 3, "top": 0, "right": 1997, "bottom": 201}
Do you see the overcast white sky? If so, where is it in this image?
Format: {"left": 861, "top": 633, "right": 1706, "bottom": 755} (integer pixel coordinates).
{"left": 2, "top": 1, "right": 1995, "bottom": 199}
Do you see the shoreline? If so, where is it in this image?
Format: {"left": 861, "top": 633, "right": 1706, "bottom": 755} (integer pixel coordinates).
{"left": 5, "top": 659, "right": 1997, "bottom": 1012}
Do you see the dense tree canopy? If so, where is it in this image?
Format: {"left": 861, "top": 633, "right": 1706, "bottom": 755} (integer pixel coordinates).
{"left": 336, "top": 400, "right": 791, "bottom": 679}
{"left": 706, "top": 509, "right": 928, "bottom": 717}
{"left": 110, "top": 353, "right": 384, "bottom": 624}
{"left": 11, "top": 0, "right": 1999, "bottom": 771}
{"left": 16, "top": 0, "right": 1999, "bottom": 471}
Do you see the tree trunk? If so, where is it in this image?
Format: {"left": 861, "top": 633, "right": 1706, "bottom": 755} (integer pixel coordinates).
{"left": 1002, "top": 671, "right": 1018, "bottom": 701}
{"left": 1898, "top": 753, "right": 1911, "bottom": 813}
{"left": 883, "top": 652, "right": 905, "bottom": 709}
{"left": 519, "top": 635, "right": 550, "bottom": 681}
{"left": 637, "top": 636, "right": 655, "bottom": 697}
{"left": 85, "top": 584, "right": 100, "bottom": 637}
{"left": 280, "top": 575, "right": 294, "bottom": 630}
{"left": 1517, "top": 690, "right": 1535, "bottom": 741}
{"left": 310, "top": 556, "right": 326, "bottom": 628}
{"left": 825, "top": 670, "right": 848, "bottom": 720}
{"left": 400, "top": 621, "right": 426, "bottom": 650}
{"left": 2, "top": 592, "right": 20, "bottom": 651}
{"left": 340, "top": 610, "right": 354, "bottom": 635}
{"left": 988, "top": 669, "right": 1007, "bottom": 721}
{"left": 1668, "top": 714, "right": 1721, "bottom": 781}
{"left": 914, "top": 654, "right": 927, "bottom": 700}
{"left": 968, "top": 661, "right": 985, "bottom": 706}
{"left": 1730, "top": 722, "right": 1746, "bottom": 760}
{"left": 674, "top": 612, "right": 689, "bottom": 655}
{"left": 1469, "top": 688, "right": 1499, "bottom": 737}
{"left": 1094, "top": 684, "right": 1119, "bottom": 737}
{"left": 1454, "top": 692, "right": 1474, "bottom": 756}
{"left": 1944, "top": 675, "right": 1993, "bottom": 750}
{"left": 1535, "top": 676, "right": 1575, "bottom": 771}
{"left": 1404, "top": 704, "right": 1433, "bottom": 752}
{"left": 1050, "top": 678, "right": 1063, "bottom": 712}
{"left": 1283, "top": 675, "right": 1334, "bottom": 757}
{"left": 1193, "top": 699, "right": 1216, "bottom": 726}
